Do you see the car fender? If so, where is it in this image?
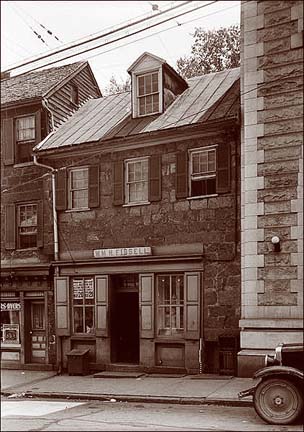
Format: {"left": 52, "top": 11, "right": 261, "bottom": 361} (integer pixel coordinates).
{"left": 253, "top": 365, "right": 304, "bottom": 381}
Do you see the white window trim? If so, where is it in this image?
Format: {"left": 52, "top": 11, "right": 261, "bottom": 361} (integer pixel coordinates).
{"left": 188, "top": 145, "right": 218, "bottom": 198}
{"left": 132, "top": 67, "right": 163, "bottom": 118}
{"left": 17, "top": 202, "right": 38, "bottom": 250}
{"left": 124, "top": 156, "right": 150, "bottom": 206}
{"left": 68, "top": 166, "right": 89, "bottom": 210}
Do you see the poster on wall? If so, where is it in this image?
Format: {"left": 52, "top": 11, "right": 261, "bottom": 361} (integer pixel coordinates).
{"left": 84, "top": 279, "right": 94, "bottom": 299}
{"left": 73, "top": 279, "right": 84, "bottom": 299}
{"left": 2, "top": 324, "right": 20, "bottom": 344}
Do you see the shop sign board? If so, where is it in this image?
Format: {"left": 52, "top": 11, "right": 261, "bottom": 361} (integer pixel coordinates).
{"left": 1, "top": 302, "right": 21, "bottom": 311}
{"left": 94, "top": 246, "right": 152, "bottom": 258}
{"left": 2, "top": 324, "right": 20, "bottom": 344}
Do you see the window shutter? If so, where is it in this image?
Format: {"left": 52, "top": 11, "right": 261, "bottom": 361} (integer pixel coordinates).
{"left": 149, "top": 155, "right": 161, "bottom": 202}
{"left": 89, "top": 165, "right": 100, "bottom": 208}
{"left": 139, "top": 273, "right": 154, "bottom": 338}
{"left": 113, "top": 161, "right": 124, "bottom": 205}
{"left": 55, "top": 169, "right": 67, "bottom": 211}
{"left": 35, "top": 110, "right": 42, "bottom": 145}
{"left": 185, "top": 272, "right": 201, "bottom": 340}
{"left": 37, "top": 200, "right": 44, "bottom": 248}
{"left": 2, "top": 118, "right": 14, "bottom": 165}
{"left": 95, "top": 275, "right": 109, "bottom": 337}
{"left": 5, "top": 204, "right": 16, "bottom": 250}
{"left": 176, "top": 151, "right": 188, "bottom": 199}
{"left": 216, "top": 142, "right": 230, "bottom": 194}
{"left": 55, "top": 277, "right": 70, "bottom": 336}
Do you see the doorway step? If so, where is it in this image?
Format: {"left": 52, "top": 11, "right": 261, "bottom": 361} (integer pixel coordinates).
{"left": 105, "top": 363, "right": 144, "bottom": 373}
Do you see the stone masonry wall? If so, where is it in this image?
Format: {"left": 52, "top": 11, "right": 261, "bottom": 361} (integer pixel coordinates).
{"left": 240, "top": 0, "right": 303, "bottom": 356}
{"left": 52, "top": 132, "right": 241, "bottom": 342}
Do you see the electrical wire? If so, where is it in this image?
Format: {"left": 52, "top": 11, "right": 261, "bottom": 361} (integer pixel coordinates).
{"left": 3, "top": 0, "right": 195, "bottom": 73}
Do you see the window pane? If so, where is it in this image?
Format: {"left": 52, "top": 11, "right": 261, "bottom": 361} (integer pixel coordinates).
{"left": 208, "top": 150, "right": 216, "bottom": 171}
{"left": 152, "top": 94, "right": 159, "bottom": 112}
{"left": 16, "top": 116, "right": 35, "bottom": 141}
{"left": 85, "top": 307, "right": 94, "bottom": 333}
{"left": 72, "top": 190, "right": 88, "bottom": 208}
{"left": 32, "top": 303, "right": 44, "bottom": 329}
{"left": 138, "top": 76, "right": 145, "bottom": 96}
{"left": 145, "top": 95, "right": 152, "bottom": 114}
{"left": 1, "top": 310, "right": 20, "bottom": 344}
{"left": 71, "top": 169, "right": 88, "bottom": 189}
{"left": 152, "top": 73, "right": 158, "bottom": 92}
{"left": 74, "top": 307, "right": 83, "bottom": 333}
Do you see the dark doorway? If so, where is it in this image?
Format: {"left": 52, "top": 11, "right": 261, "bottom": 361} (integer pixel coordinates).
{"left": 110, "top": 275, "right": 139, "bottom": 364}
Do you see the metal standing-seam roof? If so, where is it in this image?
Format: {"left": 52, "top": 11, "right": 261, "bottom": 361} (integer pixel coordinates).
{"left": 35, "top": 67, "right": 240, "bottom": 153}
{"left": 1, "top": 62, "right": 86, "bottom": 106}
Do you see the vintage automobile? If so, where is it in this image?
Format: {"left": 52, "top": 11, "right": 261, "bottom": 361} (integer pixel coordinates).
{"left": 238, "top": 342, "right": 304, "bottom": 425}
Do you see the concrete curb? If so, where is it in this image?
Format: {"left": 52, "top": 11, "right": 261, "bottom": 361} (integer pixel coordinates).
{"left": 1, "top": 390, "right": 253, "bottom": 407}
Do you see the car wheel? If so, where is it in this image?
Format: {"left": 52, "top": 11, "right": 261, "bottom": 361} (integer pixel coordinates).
{"left": 254, "top": 378, "right": 303, "bottom": 425}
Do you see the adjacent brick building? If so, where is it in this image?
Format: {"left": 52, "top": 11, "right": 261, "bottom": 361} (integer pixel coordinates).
{"left": 34, "top": 53, "right": 242, "bottom": 374}
{"left": 239, "top": 0, "right": 303, "bottom": 376}
{"left": 1, "top": 62, "right": 101, "bottom": 369}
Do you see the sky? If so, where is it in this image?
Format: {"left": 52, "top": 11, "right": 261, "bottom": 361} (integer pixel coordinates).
{"left": 1, "top": 1, "right": 241, "bottom": 93}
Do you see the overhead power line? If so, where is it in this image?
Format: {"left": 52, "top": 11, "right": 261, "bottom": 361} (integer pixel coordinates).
{"left": 3, "top": 0, "right": 194, "bottom": 73}
{"left": 3, "top": 1, "right": 217, "bottom": 76}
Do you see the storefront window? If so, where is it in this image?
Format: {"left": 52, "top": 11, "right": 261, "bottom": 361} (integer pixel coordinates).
{"left": 1, "top": 301, "right": 21, "bottom": 345}
{"left": 72, "top": 278, "right": 95, "bottom": 334}
{"left": 157, "top": 275, "right": 184, "bottom": 336}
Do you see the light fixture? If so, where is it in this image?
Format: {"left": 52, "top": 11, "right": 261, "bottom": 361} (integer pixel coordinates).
{"left": 271, "top": 236, "right": 281, "bottom": 252}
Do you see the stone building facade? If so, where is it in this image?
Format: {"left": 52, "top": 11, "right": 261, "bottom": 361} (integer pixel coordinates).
{"left": 239, "top": 0, "right": 303, "bottom": 376}
{"left": 34, "top": 53, "right": 242, "bottom": 374}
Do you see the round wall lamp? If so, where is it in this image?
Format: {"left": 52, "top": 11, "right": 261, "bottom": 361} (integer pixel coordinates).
{"left": 271, "top": 235, "right": 281, "bottom": 252}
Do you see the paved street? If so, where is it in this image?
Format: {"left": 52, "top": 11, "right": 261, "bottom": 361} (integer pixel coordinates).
{"left": 1, "top": 397, "right": 303, "bottom": 431}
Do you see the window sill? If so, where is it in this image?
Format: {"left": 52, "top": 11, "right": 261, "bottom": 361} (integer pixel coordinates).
{"left": 65, "top": 208, "right": 91, "bottom": 213}
{"left": 155, "top": 337, "right": 185, "bottom": 343}
{"left": 13, "top": 161, "right": 35, "bottom": 168}
{"left": 71, "top": 335, "right": 96, "bottom": 340}
{"left": 187, "top": 194, "right": 218, "bottom": 200}
{"left": 16, "top": 247, "right": 38, "bottom": 252}
{"left": 123, "top": 201, "right": 150, "bottom": 207}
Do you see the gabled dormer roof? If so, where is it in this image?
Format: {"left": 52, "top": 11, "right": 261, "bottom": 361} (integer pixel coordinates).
{"left": 0, "top": 61, "right": 101, "bottom": 107}
{"left": 127, "top": 51, "right": 188, "bottom": 89}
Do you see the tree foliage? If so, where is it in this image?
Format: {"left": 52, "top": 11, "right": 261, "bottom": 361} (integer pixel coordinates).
{"left": 176, "top": 25, "right": 240, "bottom": 79}
{"left": 103, "top": 75, "right": 131, "bottom": 95}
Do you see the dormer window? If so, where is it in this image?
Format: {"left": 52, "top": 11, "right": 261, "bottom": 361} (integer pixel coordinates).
{"left": 137, "top": 72, "right": 159, "bottom": 116}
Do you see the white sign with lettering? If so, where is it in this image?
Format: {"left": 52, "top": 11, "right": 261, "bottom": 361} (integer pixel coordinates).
{"left": 94, "top": 247, "right": 152, "bottom": 258}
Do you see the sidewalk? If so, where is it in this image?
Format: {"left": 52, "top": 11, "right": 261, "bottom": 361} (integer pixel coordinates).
{"left": 1, "top": 369, "right": 253, "bottom": 407}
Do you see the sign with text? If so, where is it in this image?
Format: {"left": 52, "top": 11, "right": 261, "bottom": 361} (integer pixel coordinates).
{"left": 1, "top": 302, "right": 21, "bottom": 311}
{"left": 94, "top": 246, "right": 152, "bottom": 259}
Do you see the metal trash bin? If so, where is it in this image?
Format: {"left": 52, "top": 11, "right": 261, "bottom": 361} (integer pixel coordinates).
{"left": 67, "top": 348, "right": 90, "bottom": 376}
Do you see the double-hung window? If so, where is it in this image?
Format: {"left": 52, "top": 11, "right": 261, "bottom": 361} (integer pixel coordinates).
{"left": 137, "top": 72, "right": 159, "bottom": 116}
{"left": 17, "top": 203, "right": 37, "bottom": 249}
{"left": 68, "top": 167, "right": 89, "bottom": 209}
{"left": 125, "top": 157, "right": 149, "bottom": 205}
{"left": 157, "top": 275, "right": 184, "bottom": 337}
{"left": 16, "top": 115, "right": 35, "bottom": 163}
{"left": 189, "top": 147, "right": 217, "bottom": 197}
{"left": 72, "top": 278, "right": 95, "bottom": 334}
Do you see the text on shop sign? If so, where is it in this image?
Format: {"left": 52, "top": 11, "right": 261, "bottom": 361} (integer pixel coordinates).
{"left": 94, "top": 247, "right": 152, "bottom": 258}
{"left": 1, "top": 302, "right": 21, "bottom": 311}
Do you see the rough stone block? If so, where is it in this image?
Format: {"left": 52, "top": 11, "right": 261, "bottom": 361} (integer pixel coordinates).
{"left": 258, "top": 266, "right": 297, "bottom": 280}
{"left": 258, "top": 213, "right": 297, "bottom": 228}
{"left": 257, "top": 160, "right": 299, "bottom": 176}
{"left": 257, "top": 132, "right": 303, "bottom": 150}
{"left": 264, "top": 145, "right": 302, "bottom": 162}
{"left": 264, "top": 201, "right": 291, "bottom": 214}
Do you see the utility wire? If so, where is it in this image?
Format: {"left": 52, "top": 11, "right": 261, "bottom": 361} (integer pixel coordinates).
{"left": 4, "top": 1, "right": 216, "bottom": 77}
{"left": 3, "top": 0, "right": 195, "bottom": 73}
{"left": 8, "top": 1, "right": 50, "bottom": 48}
{"left": 11, "top": 0, "right": 63, "bottom": 44}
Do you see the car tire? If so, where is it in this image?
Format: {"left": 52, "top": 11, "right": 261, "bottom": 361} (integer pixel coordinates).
{"left": 254, "top": 378, "right": 303, "bottom": 425}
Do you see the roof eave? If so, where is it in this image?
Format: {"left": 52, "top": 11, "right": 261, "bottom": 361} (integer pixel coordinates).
{"left": 1, "top": 96, "right": 42, "bottom": 110}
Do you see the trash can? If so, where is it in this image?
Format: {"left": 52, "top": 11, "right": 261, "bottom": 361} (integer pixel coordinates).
{"left": 67, "top": 348, "right": 90, "bottom": 376}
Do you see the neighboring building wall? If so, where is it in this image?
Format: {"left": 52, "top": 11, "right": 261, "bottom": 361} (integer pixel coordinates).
{"left": 239, "top": 0, "right": 303, "bottom": 376}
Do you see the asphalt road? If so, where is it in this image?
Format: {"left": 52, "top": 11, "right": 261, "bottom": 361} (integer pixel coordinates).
{"left": 1, "top": 397, "right": 303, "bottom": 431}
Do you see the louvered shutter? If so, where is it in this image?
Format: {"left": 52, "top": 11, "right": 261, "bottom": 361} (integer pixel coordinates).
{"left": 55, "top": 169, "right": 67, "bottom": 211}
{"left": 185, "top": 272, "right": 201, "bottom": 340}
{"left": 5, "top": 204, "right": 16, "bottom": 250}
{"left": 55, "top": 277, "right": 70, "bottom": 336}
{"left": 3, "top": 118, "right": 14, "bottom": 165}
{"left": 139, "top": 273, "right": 154, "bottom": 338}
{"left": 95, "top": 276, "right": 109, "bottom": 337}
{"left": 89, "top": 165, "right": 100, "bottom": 208}
{"left": 35, "top": 110, "right": 42, "bottom": 145}
{"left": 176, "top": 151, "right": 188, "bottom": 199}
{"left": 36, "top": 200, "right": 43, "bottom": 248}
{"left": 149, "top": 155, "right": 161, "bottom": 202}
{"left": 113, "top": 161, "right": 124, "bottom": 205}
{"left": 216, "top": 142, "right": 230, "bottom": 194}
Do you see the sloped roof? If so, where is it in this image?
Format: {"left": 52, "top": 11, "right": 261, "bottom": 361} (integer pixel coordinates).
{"left": 35, "top": 67, "right": 240, "bottom": 153}
{"left": 1, "top": 61, "right": 86, "bottom": 106}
